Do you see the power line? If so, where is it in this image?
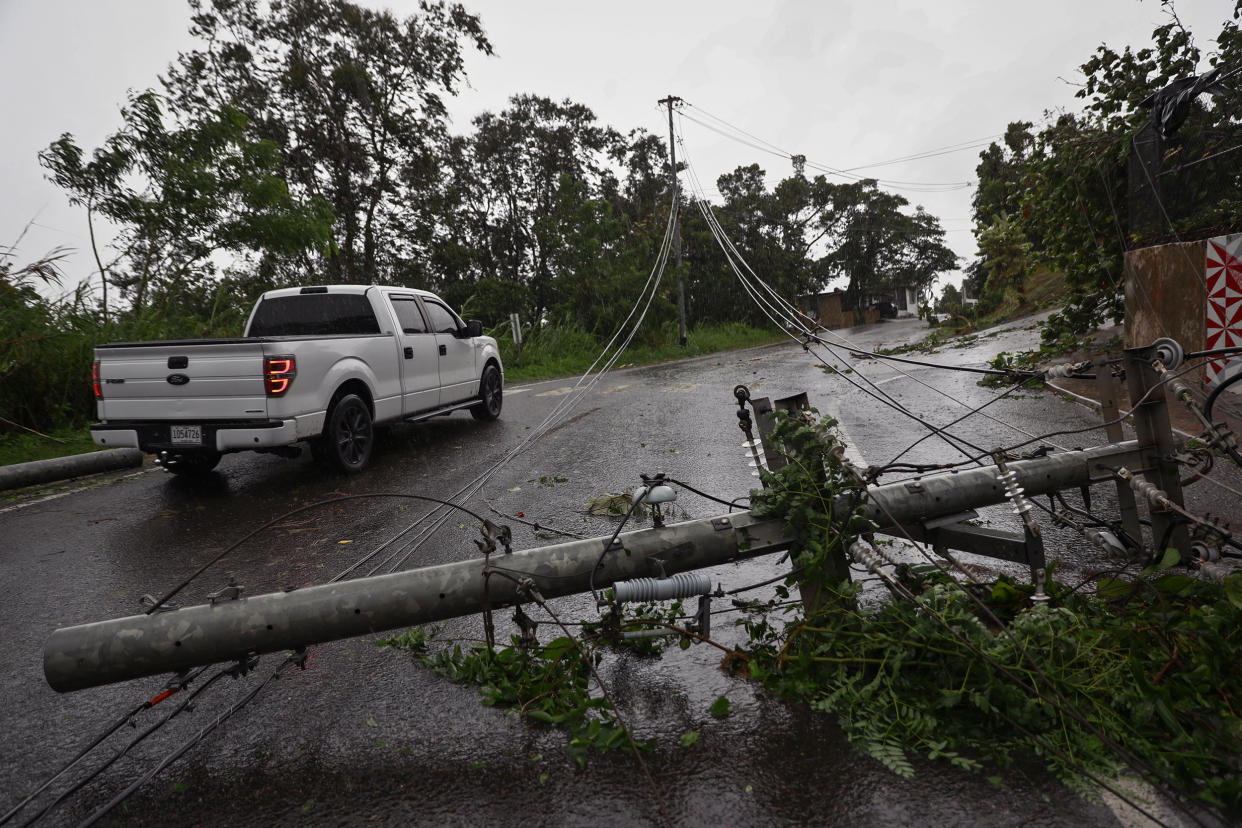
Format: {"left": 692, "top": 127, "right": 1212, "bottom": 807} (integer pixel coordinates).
{"left": 677, "top": 107, "right": 972, "bottom": 193}
{"left": 685, "top": 100, "right": 998, "bottom": 175}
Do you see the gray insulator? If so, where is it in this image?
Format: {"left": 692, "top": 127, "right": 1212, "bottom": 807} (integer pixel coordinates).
{"left": 1152, "top": 337, "right": 1185, "bottom": 370}
{"left": 849, "top": 540, "right": 883, "bottom": 574}
{"left": 1197, "top": 560, "right": 1238, "bottom": 582}
{"left": 1191, "top": 541, "right": 1220, "bottom": 563}
{"left": 1128, "top": 475, "right": 1168, "bottom": 507}
{"left": 1168, "top": 377, "right": 1191, "bottom": 400}
{"left": 613, "top": 573, "right": 711, "bottom": 603}
{"left": 1044, "top": 363, "right": 1076, "bottom": 379}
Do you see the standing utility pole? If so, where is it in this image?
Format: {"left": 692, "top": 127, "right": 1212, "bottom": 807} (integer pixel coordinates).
{"left": 659, "top": 94, "right": 687, "bottom": 347}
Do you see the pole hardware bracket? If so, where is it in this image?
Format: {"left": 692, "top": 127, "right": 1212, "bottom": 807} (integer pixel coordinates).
{"left": 512, "top": 603, "right": 539, "bottom": 648}
{"left": 288, "top": 647, "right": 309, "bottom": 670}
{"left": 140, "top": 594, "right": 179, "bottom": 614}
{"left": 207, "top": 581, "right": 243, "bottom": 605}
{"left": 226, "top": 654, "right": 260, "bottom": 678}
{"left": 476, "top": 519, "right": 513, "bottom": 555}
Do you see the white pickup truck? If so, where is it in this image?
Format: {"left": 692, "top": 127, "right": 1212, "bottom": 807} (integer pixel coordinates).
{"left": 90, "top": 285, "right": 503, "bottom": 474}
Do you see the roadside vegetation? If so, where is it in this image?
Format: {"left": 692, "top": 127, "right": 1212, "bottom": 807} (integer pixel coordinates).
{"left": 942, "top": 3, "right": 1241, "bottom": 364}
{"left": 495, "top": 320, "right": 785, "bottom": 383}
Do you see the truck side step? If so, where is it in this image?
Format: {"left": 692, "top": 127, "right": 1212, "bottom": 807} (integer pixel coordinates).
{"left": 402, "top": 398, "right": 480, "bottom": 423}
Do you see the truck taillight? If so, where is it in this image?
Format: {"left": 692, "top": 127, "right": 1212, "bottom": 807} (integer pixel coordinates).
{"left": 264, "top": 355, "right": 296, "bottom": 396}
{"left": 92, "top": 360, "right": 102, "bottom": 400}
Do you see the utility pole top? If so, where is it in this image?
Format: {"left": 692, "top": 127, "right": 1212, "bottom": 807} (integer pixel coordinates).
{"left": 659, "top": 94, "right": 688, "bottom": 347}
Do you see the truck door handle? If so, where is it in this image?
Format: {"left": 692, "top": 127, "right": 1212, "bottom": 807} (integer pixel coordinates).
{"left": 438, "top": 344, "right": 447, "bottom": 356}
{"left": 404, "top": 347, "right": 414, "bottom": 359}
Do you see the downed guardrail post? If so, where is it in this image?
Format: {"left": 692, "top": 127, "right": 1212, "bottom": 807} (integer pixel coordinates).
{"left": 44, "top": 440, "right": 1143, "bottom": 693}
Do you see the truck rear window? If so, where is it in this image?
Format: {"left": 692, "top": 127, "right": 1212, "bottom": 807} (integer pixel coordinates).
{"left": 248, "top": 295, "right": 381, "bottom": 337}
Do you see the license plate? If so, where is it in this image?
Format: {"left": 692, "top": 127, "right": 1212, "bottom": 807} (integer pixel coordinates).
{"left": 170, "top": 425, "right": 202, "bottom": 445}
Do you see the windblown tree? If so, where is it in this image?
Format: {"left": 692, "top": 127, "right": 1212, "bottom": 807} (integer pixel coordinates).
{"left": 457, "top": 95, "right": 620, "bottom": 318}
{"left": 161, "top": 0, "right": 494, "bottom": 286}
{"left": 682, "top": 166, "right": 957, "bottom": 325}
{"left": 970, "top": 1, "right": 1242, "bottom": 335}
{"left": 444, "top": 95, "right": 677, "bottom": 331}
{"left": 40, "top": 91, "right": 333, "bottom": 332}
{"left": 823, "top": 179, "right": 957, "bottom": 312}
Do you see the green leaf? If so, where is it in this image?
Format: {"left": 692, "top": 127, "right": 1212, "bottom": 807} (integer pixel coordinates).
{"left": 1225, "top": 574, "right": 1242, "bottom": 611}
{"left": 541, "top": 636, "right": 575, "bottom": 663}
{"left": 1156, "top": 546, "right": 1181, "bottom": 571}
{"left": 679, "top": 730, "right": 700, "bottom": 747}
{"left": 1152, "top": 573, "right": 1196, "bottom": 596}
{"left": 1096, "top": 577, "right": 1133, "bottom": 600}
{"left": 709, "top": 696, "right": 732, "bottom": 718}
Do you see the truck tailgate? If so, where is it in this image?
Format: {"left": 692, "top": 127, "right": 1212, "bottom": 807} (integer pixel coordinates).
{"left": 96, "top": 340, "right": 270, "bottom": 421}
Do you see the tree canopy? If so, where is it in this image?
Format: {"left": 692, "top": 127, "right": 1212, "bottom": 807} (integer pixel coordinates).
{"left": 970, "top": 1, "right": 1242, "bottom": 331}
{"left": 38, "top": 0, "right": 960, "bottom": 345}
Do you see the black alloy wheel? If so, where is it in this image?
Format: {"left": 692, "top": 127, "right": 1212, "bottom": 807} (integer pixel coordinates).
{"left": 324, "top": 393, "right": 373, "bottom": 473}
{"left": 470, "top": 363, "right": 503, "bottom": 421}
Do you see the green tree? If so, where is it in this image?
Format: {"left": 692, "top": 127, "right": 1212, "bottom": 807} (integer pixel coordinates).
{"left": 936, "top": 282, "right": 963, "bottom": 312}
{"left": 41, "top": 91, "right": 333, "bottom": 329}
{"left": 450, "top": 95, "right": 630, "bottom": 323}
{"left": 970, "top": 2, "right": 1242, "bottom": 336}
{"left": 162, "top": 0, "right": 493, "bottom": 285}
{"left": 976, "top": 216, "right": 1032, "bottom": 311}
{"left": 824, "top": 180, "right": 956, "bottom": 311}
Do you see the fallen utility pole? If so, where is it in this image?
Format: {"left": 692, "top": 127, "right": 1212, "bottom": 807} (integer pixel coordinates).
{"left": 45, "top": 440, "right": 1142, "bottom": 693}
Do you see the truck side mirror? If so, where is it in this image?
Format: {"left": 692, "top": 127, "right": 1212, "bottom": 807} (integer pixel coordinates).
{"left": 460, "top": 319, "right": 484, "bottom": 338}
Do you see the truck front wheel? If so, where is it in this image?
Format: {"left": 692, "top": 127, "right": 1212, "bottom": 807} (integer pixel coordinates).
{"left": 321, "top": 393, "right": 373, "bottom": 473}
{"left": 470, "top": 363, "right": 503, "bottom": 421}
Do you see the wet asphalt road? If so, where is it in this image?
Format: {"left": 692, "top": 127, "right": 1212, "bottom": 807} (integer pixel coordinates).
{"left": 3, "top": 315, "right": 1233, "bottom": 826}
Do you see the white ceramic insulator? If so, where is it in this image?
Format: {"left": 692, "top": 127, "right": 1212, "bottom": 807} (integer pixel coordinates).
{"left": 613, "top": 573, "right": 712, "bottom": 603}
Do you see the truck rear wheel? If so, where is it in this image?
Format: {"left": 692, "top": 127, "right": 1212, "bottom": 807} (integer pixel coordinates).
{"left": 322, "top": 393, "right": 373, "bottom": 473}
{"left": 470, "top": 363, "right": 503, "bottom": 421}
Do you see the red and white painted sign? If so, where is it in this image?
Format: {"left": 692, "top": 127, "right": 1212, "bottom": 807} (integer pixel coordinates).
{"left": 1205, "top": 233, "right": 1242, "bottom": 387}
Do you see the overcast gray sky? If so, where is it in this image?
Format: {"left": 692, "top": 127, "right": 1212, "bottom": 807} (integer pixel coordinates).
{"left": 0, "top": 0, "right": 1232, "bottom": 300}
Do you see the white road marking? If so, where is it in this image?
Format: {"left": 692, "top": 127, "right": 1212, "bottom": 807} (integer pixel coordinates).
{"left": 0, "top": 469, "right": 153, "bottom": 514}
{"left": 659, "top": 383, "right": 698, "bottom": 392}
{"left": 535, "top": 387, "right": 574, "bottom": 397}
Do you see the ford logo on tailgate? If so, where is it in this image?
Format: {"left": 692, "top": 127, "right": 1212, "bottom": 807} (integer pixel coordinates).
{"left": 167, "top": 374, "right": 190, "bottom": 386}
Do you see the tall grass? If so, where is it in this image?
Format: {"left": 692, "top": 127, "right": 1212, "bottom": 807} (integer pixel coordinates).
{"left": 0, "top": 247, "right": 256, "bottom": 450}
{"left": 496, "top": 319, "right": 786, "bottom": 382}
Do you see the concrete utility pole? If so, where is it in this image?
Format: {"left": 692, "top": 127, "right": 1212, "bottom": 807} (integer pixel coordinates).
{"left": 44, "top": 441, "right": 1143, "bottom": 693}
{"left": 659, "top": 94, "right": 687, "bottom": 348}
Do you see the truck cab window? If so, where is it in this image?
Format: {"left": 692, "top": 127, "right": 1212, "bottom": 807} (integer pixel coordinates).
{"left": 249, "top": 294, "right": 380, "bottom": 336}
{"left": 391, "top": 296, "right": 429, "bottom": 334}
{"left": 423, "top": 300, "right": 463, "bottom": 335}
